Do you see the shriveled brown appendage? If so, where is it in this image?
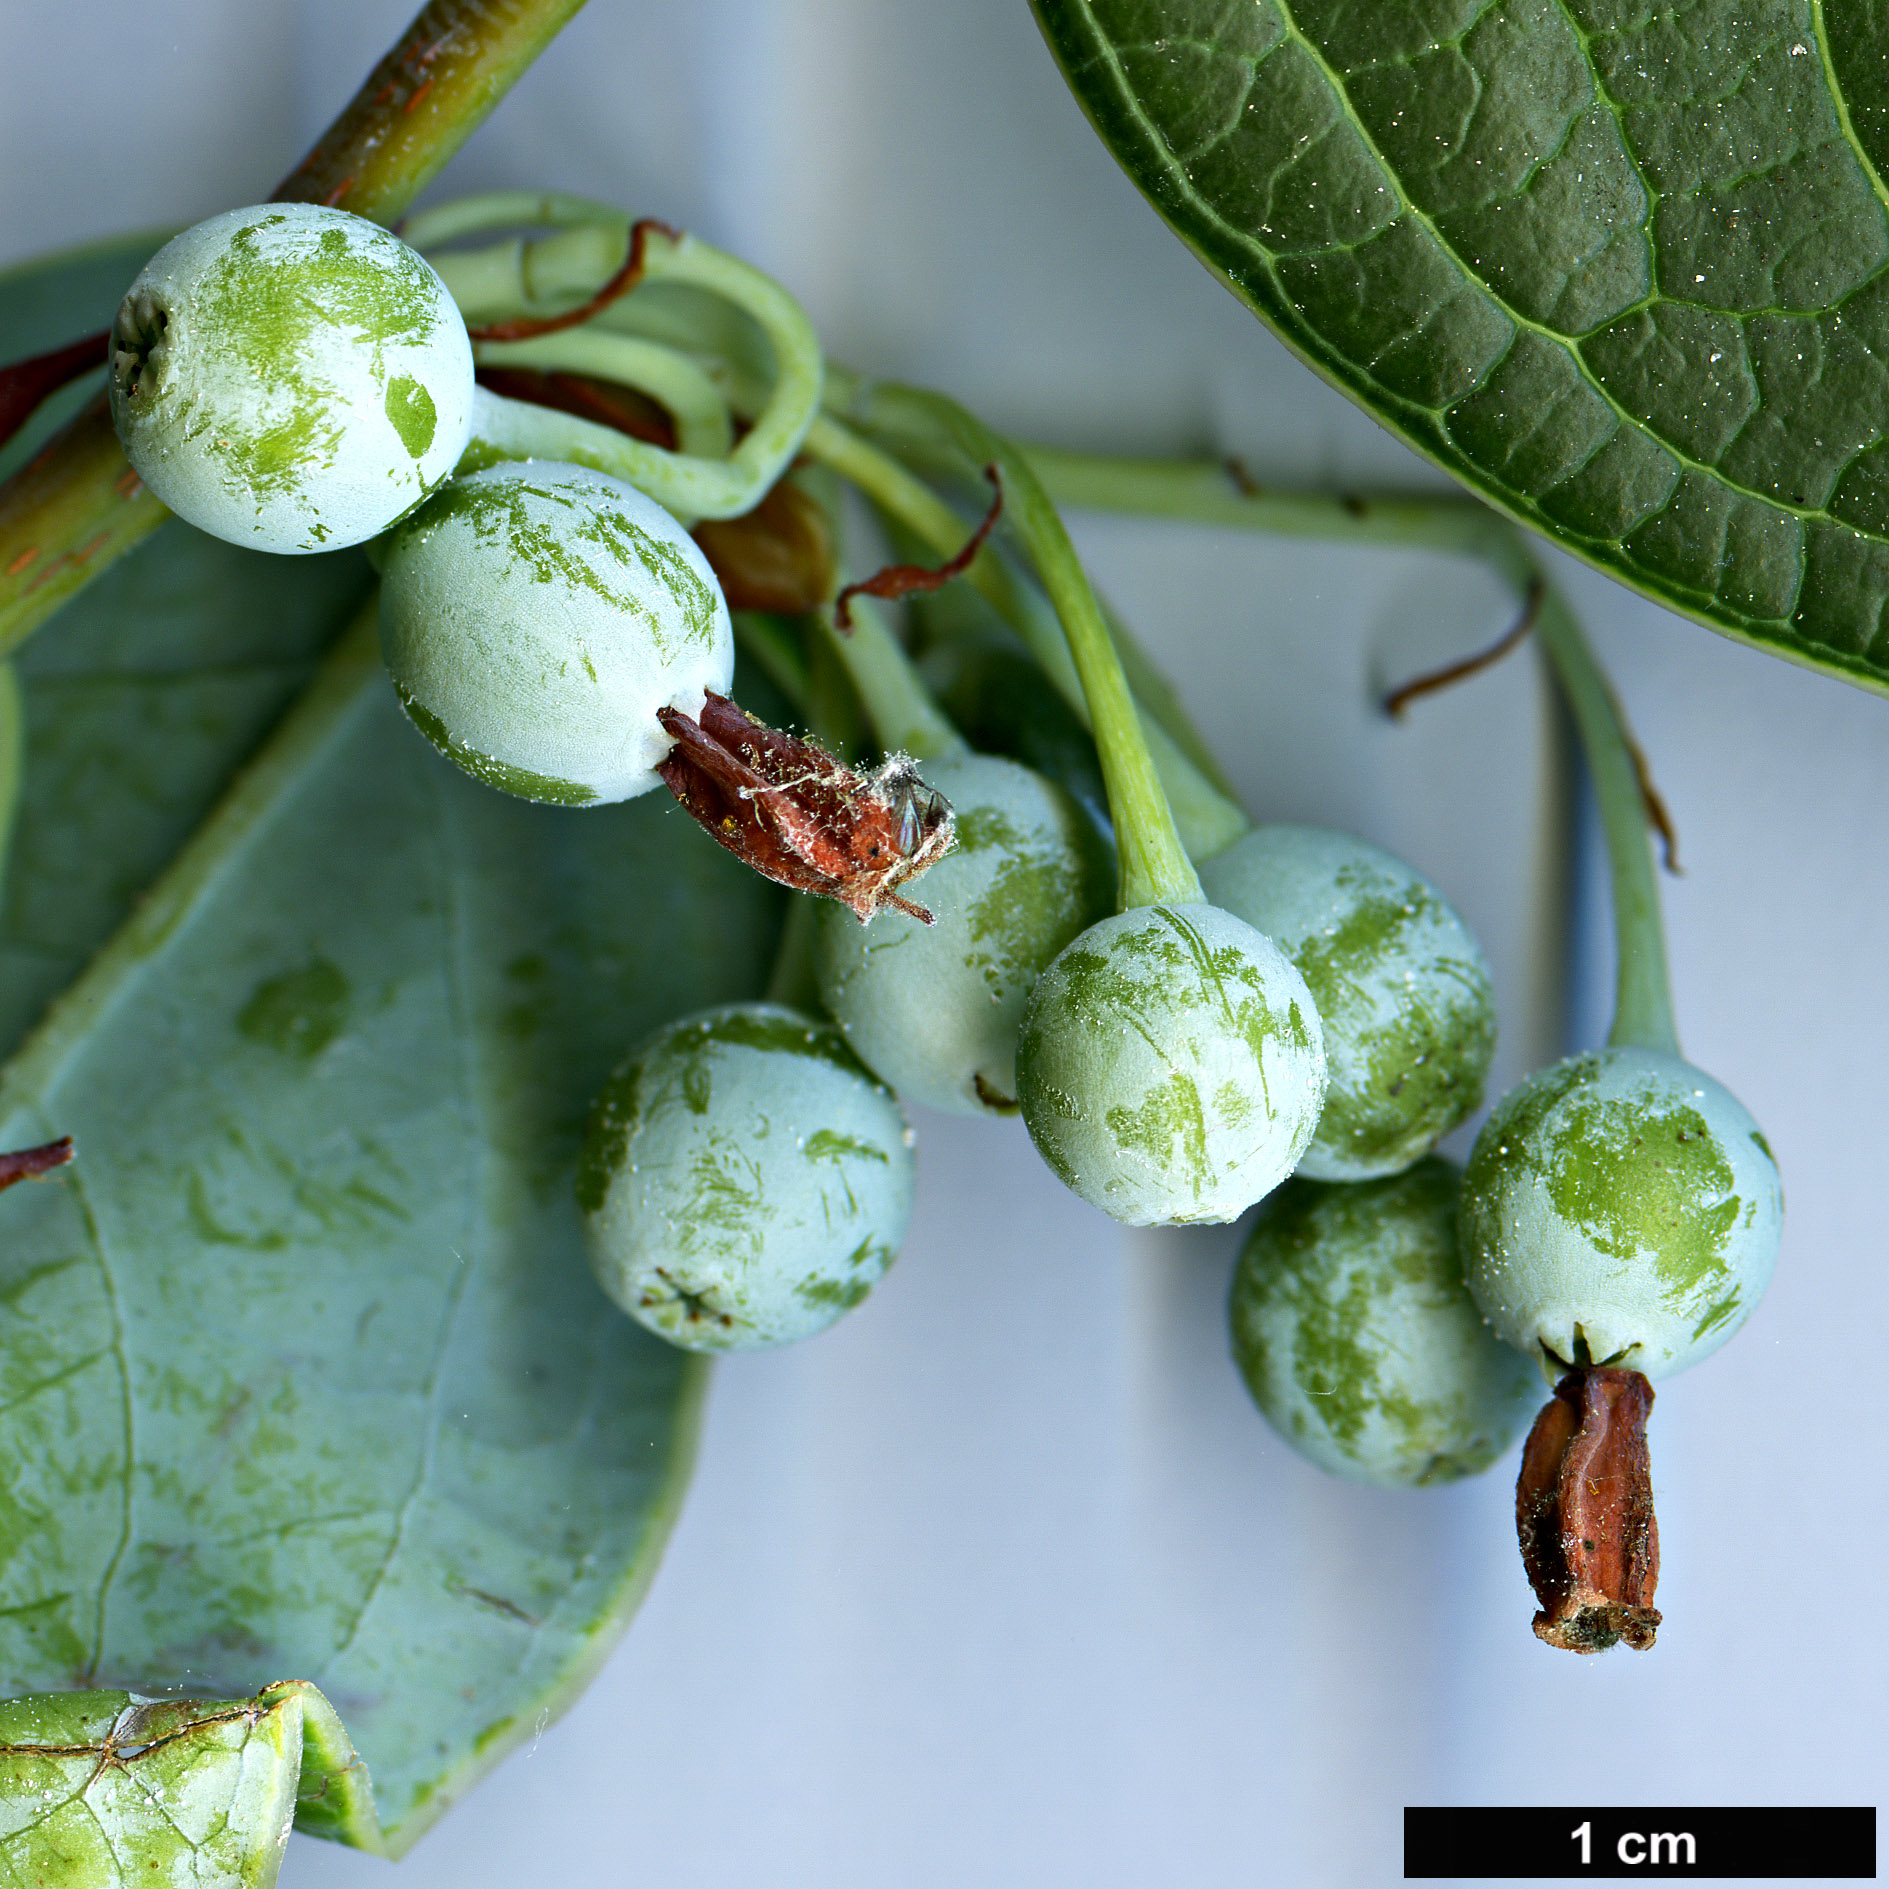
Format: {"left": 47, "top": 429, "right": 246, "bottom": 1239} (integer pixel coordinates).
{"left": 1516, "top": 1365, "right": 1660, "bottom": 1653}
{"left": 656, "top": 692, "right": 953, "bottom": 924}
{"left": 0, "top": 1136, "right": 74, "bottom": 1191}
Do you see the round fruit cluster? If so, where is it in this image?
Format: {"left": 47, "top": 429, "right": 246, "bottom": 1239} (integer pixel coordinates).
{"left": 106, "top": 199, "right": 1781, "bottom": 1645}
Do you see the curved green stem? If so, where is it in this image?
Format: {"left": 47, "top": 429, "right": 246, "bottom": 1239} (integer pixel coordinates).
{"left": 472, "top": 330, "right": 733, "bottom": 457}
{"left": 859, "top": 389, "right": 1199, "bottom": 910}
{"left": 1019, "top": 444, "right": 1505, "bottom": 558}
{"left": 802, "top": 412, "right": 1246, "bottom": 862}
{"left": 1024, "top": 443, "right": 1678, "bottom": 1052}
{"left": 763, "top": 892, "right": 821, "bottom": 1011}
{"left": 399, "top": 189, "right": 623, "bottom": 251}
{"left": 454, "top": 229, "right": 822, "bottom": 523}
{"left": 818, "top": 596, "right": 965, "bottom": 763}
{"left": 1528, "top": 586, "right": 1679, "bottom": 1057}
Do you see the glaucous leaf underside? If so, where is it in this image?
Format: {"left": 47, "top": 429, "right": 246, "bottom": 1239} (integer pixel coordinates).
{"left": 0, "top": 243, "right": 783, "bottom": 1855}
{"left": 1033, "top": 0, "right": 1889, "bottom": 692}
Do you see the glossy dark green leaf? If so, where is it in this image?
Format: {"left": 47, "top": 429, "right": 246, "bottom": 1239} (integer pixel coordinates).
{"left": 0, "top": 1678, "right": 379, "bottom": 1885}
{"left": 1034, "top": 0, "right": 1889, "bottom": 692}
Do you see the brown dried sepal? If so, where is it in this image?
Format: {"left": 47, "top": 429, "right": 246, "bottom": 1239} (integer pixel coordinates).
{"left": 1516, "top": 1365, "right": 1661, "bottom": 1653}
{"left": 692, "top": 478, "right": 836, "bottom": 614}
{"left": 0, "top": 1136, "right": 74, "bottom": 1191}
{"left": 833, "top": 464, "right": 1003, "bottom": 631}
{"left": 657, "top": 692, "right": 953, "bottom": 923}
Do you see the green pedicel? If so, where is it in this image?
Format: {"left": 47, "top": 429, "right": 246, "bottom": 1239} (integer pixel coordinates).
{"left": 876, "top": 392, "right": 1328, "bottom": 1226}
{"left": 1230, "top": 1159, "right": 1537, "bottom": 1486}
{"left": 579, "top": 1003, "right": 914, "bottom": 1351}
{"left": 1459, "top": 594, "right": 1783, "bottom": 1384}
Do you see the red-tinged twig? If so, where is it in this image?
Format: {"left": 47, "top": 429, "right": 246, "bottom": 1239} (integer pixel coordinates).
{"left": 0, "top": 331, "right": 109, "bottom": 456}
{"left": 1382, "top": 575, "right": 1545, "bottom": 719}
{"left": 466, "top": 218, "right": 680, "bottom": 342}
{"left": 0, "top": 1136, "right": 75, "bottom": 1192}
{"left": 834, "top": 464, "right": 1003, "bottom": 632}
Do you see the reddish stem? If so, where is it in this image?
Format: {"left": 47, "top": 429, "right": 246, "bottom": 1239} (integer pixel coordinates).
{"left": 465, "top": 218, "right": 680, "bottom": 343}
{"left": 0, "top": 331, "right": 109, "bottom": 458}
{"left": 0, "top": 1136, "right": 75, "bottom": 1191}
{"left": 834, "top": 464, "right": 1003, "bottom": 631}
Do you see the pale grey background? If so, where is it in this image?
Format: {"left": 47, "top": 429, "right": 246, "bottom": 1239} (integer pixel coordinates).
{"left": 0, "top": 3, "right": 1880, "bottom": 1885}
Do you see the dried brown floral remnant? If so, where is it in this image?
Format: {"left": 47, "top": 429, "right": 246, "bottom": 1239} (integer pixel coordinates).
{"left": 1516, "top": 1365, "right": 1661, "bottom": 1653}
{"left": 692, "top": 478, "right": 836, "bottom": 614}
{"left": 833, "top": 465, "right": 1003, "bottom": 630}
{"left": 657, "top": 692, "right": 953, "bottom": 923}
{"left": 0, "top": 1136, "right": 75, "bottom": 1191}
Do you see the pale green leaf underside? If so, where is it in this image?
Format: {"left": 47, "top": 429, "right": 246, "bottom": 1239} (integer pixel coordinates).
{"left": 1034, "top": 0, "right": 1889, "bottom": 692}
{"left": 0, "top": 236, "right": 371, "bottom": 1061}
{"left": 0, "top": 1679, "right": 379, "bottom": 1886}
{"left": 0, "top": 618, "right": 779, "bottom": 1852}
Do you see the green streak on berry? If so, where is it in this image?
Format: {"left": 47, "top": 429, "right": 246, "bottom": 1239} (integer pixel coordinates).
{"left": 384, "top": 374, "right": 438, "bottom": 457}
{"left": 236, "top": 958, "right": 352, "bottom": 1059}
{"left": 409, "top": 474, "right": 718, "bottom": 659}
{"left": 1690, "top": 1291, "right": 1743, "bottom": 1344}
{"left": 805, "top": 1130, "right": 890, "bottom": 1166}
{"left": 1231, "top": 1161, "right": 1535, "bottom": 1486}
{"left": 395, "top": 684, "right": 598, "bottom": 807}
{"left": 1543, "top": 1090, "right": 1740, "bottom": 1298}
{"left": 198, "top": 215, "right": 445, "bottom": 501}
{"left": 663, "top": 1007, "right": 875, "bottom": 1075}
{"left": 1105, "top": 1068, "right": 1211, "bottom": 1193}
{"left": 1291, "top": 870, "right": 1493, "bottom": 1173}
{"left": 798, "top": 1275, "right": 874, "bottom": 1311}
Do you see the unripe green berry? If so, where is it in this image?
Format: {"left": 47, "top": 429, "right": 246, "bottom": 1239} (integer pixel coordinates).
{"left": 1459, "top": 1045, "right": 1782, "bottom": 1380}
{"left": 1201, "top": 825, "right": 1494, "bottom": 1182}
{"left": 813, "top": 752, "right": 1112, "bottom": 1115}
{"left": 1015, "top": 902, "right": 1327, "bottom": 1226}
{"left": 1229, "top": 1159, "right": 1537, "bottom": 1486}
{"left": 108, "top": 203, "right": 473, "bottom": 553}
{"left": 378, "top": 461, "right": 733, "bottom": 805}
{"left": 578, "top": 1004, "right": 914, "bottom": 1352}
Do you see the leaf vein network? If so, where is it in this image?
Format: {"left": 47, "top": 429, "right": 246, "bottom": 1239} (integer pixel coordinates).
{"left": 1115, "top": 0, "right": 1889, "bottom": 564}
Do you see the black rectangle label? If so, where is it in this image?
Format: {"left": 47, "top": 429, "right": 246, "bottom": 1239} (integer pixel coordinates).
{"left": 1405, "top": 1807, "right": 1876, "bottom": 1878}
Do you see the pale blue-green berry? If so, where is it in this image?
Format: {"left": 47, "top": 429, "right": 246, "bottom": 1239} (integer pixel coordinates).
{"left": 378, "top": 461, "right": 733, "bottom": 805}
{"left": 1201, "top": 824, "right": 1494, "bottom": 1182}
{"left": 1229, "top": 1159, "right": 1537, "bottom": 1486}
{"left": 108, "top": 203, "right": 473, "bottom": 553}
{"left": 1015, "top": 902, "right": 1327, "bottom": 1227}
{"left": 814, "top": 752, "right": 1112, "bottom": 1115}
{"left": 1459, "top": 1045, "right": 1782, "bottom": 1381}
{"left": 577, "top": 1004, "right": 915, "bottom": 1352}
